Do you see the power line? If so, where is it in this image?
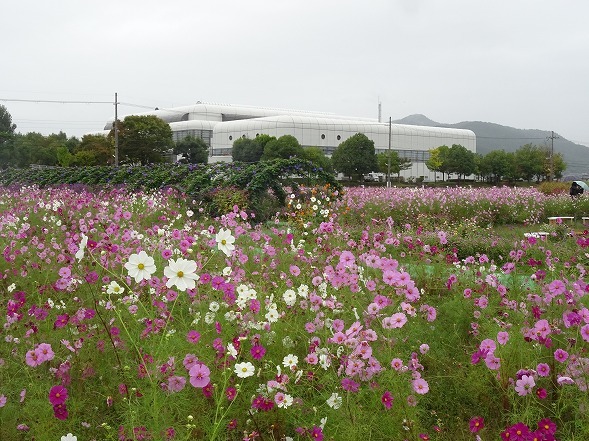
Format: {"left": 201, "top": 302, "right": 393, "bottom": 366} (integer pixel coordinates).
{"left": 0, "top": 98, "right": 113, "bottom": 105}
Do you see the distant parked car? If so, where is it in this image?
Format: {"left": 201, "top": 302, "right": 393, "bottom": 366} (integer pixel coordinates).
{"left": 363, "top": 172, "right": 384, "bottom": 182}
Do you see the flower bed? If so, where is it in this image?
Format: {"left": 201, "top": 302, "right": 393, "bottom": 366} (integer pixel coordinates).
{"left": 0, "top": 185, "right": 587, "bottom": 440}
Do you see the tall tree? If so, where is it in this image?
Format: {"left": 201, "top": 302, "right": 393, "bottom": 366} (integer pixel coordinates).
{"left": 331, "top": 133, "right": 378, "bottom": 180}
{"left": 111, "top": 115, "right": 173, "bottom": 165}
{"left": 446, "top": 144, "right": 476, "bottom": 181}
{"left": 0, "top": 105, "right": 17, "bottom": 167}
{"left": 232, "top": 137, "right": 264, "bottom": 163}
{"left": 515, "top": 143, "right": 545, "bottom": 183}
{"left": 174, "top": 135, "right": 208, "bottom": 164}
{"left": 261, "top": 135, "right": 304, "bottom": 161}
{"left": 426, "top": 145, "right": 450, "bottom": 181}
{"left": 72, "top": 134, "right": 114, "bottom": 166}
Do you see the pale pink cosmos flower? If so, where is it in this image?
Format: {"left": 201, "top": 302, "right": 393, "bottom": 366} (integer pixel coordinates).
{"left": 189, "top": 363, "right": 211, "bottom": 388}
{"left": 515, "top": 375, "right": 535, "bottom": 396}
{"left": 412, "top": 378, "right": 429, "bottom": 395}
{"left": 167, "top": 376, "right": 187, "bottom": 393}
{"left": 497, "top": 331, "right": 509, "bottom": 345}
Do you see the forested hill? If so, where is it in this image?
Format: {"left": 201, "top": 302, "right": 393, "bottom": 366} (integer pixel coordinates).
{"left": 393, "top": 115, "right": 589, "bottom": 178}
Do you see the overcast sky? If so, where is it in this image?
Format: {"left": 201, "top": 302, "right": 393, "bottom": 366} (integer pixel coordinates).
{"left": 2, "top": 0, "right": 588, "bottom": 147}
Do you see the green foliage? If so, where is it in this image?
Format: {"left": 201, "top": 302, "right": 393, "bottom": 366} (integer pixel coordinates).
{"left": 331, "top": 133, "right": 378, "bottom": 179}
{"left": 426, "top": 145, "right": 450, "bottom": 181}
{"left": 0, "top": 159, "right": 341, "bottom": 221}
{"left": 515, "top": 143, "right": 545, "bottom": 182}
{"left": 231, "top": 136, "right": 266, "bottom": 163}
{"left": 204, "top": 185, "right": 250, "bottom": 217}
{"left": 173, "top": 135, "right": 208, "bottom": 164}
{"left": 261, "top": 135, "right": 304, "bottom": 161}
{"left": 302, "top": 146, "right": 333, "bottom": 172}
{"left": 110, "top": 115, "right": 173, "bottom": 165}
{"left": 72, "top": 134, "right": 114, "bottom": 166}
{"left": 377, "top": 150, "right": 412, "bottom": 178}
{"left": 447, "top": 144, "right": 476, "bottom": 180}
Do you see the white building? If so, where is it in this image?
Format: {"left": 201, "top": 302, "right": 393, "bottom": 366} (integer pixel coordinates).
{"left": 103, "top": 102, "right": 476, "bottom": 180}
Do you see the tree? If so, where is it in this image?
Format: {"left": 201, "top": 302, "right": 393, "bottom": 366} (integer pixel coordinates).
{"left": 377, "top": 150, "right": 412, "bottom": 182}
{"left": 446, "top": 144, "right": 476, "bottom": 181}
{"left": 515, "top": 143, "right": 545, "bottom": 183}
{"left": 232, "top": 137, "right": 263, "bottom": 163}
{"left": 331, "top": 133, "right": 377, "bottom": 180}
{"left": 174, "top": 135, "right": 208, "bottom": 164}
{"left": 0, "top": 105, "right": 17, "bottom": 168}
{"left": 426, "top": 145, "right": 450, "bottom": 181}
{"left": 302, "top": 146, "right": 333, "bottom": 173}
{"left": 111, "top": 115, "right": 173, "bottom": 165}
{"left": 71, "top": 134, "right": 114, "bottom": 166}
{"left": 261, "top": 135, "right": 304, "bottom": 161}
{"left": 479, "top": 150, "right": 515, "bottom": 183}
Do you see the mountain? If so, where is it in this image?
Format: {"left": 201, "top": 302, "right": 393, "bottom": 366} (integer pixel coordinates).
{"left": 393, "top": 115, "right": 589, "bottom": 179}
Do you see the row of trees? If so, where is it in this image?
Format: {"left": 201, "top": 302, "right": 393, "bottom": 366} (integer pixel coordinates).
{"left": 1, "top": 104, "right": 566, "bottom": 183}
{"left": 0, "top": 106, "right": 208, "bottom": 167}
{"left": 427, "top": 143, "right": 566, "bottom": 183}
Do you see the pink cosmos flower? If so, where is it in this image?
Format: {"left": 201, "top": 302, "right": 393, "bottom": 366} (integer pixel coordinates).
{"left": 167, "top": 376, "right": 186, "bottom": 393}
{"left": 515, "top": 375, "right": 535, "bottom": 396}
{"left": 390, "top": 358, "right": 404, "bottom": 371}
{"left": 536, "top": 363, "right": 550, "bottom": 377}
{"left": 581, "top": 324, "right": 589, "bottom": 342}
{"left": 189, "top": 363, "right": 211, "bottom": 388}
{"left": 186, "top": 330, "right": 201, "bottom": 344}
{"left": 389, "top": 313, "right": 407, "bottom": 328}
{"left": 25, "top": 350, "right": 42, "bottom": 367}
{"left": 497, "top": 331, "right": 509, "bottom": 345}
{"left": 412, "top": 378, "right": 429, "bottom": 395}
{"left": 554, "top": 348, "right": 569, "bottom": 362}
{"left": 36, "top": 343, "right": 54, "bottom": 362}
{"left": 0, "top": 395, "right": 6, "bottom": 408}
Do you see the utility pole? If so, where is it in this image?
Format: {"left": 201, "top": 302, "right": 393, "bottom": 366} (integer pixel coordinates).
{"left": 114, "top": 92, "right": 119, "bottom": 167}
{"left": 548, "top": 130, "right": 559, "bottom": 181}
{"left": 387, "top": 117, "right": 392, "bottom": 188}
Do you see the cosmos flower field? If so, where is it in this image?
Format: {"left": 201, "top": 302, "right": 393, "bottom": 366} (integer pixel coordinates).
{"left": 0, "top": 184, "right": 588, "bottom": 441}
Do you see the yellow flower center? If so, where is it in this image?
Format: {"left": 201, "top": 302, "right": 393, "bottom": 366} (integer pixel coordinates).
{"left": 221, "top": 239, "right": 227, "bottom": 245}
{"left": 242, "top": 367, "right": 248, "bottom": 372}
{"left": 177, "top": 271, "right": 184, "bottom": 278}
{"left": 138, "top": 263, "right": 145, "bottom": 270}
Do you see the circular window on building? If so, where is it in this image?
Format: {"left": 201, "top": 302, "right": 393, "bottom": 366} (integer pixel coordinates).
{"left": 337, "top": 135, "right": 341, "bottom": 140}
{"left": 229, "top": 136, "right": 233, "bottom": 141}
{"left": 321, "top": 134, "right": 326, "bottom": 139}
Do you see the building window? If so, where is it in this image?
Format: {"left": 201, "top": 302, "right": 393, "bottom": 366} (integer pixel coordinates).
{"left": 321, "top": 134, "right": 325, "bottom": 139}
{"left": 337, "top": 135, "right": 341, "bottom": 140}
{"left": 229, "top": 136, "right": 233, "bottom": 141}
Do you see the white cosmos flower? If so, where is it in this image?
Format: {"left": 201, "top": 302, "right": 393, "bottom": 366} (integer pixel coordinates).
{"left": 326, "top": 392, "right": 342, "bottom": 409}
{"left": 124, "top": 251, "right": 157, "bottom": 283}
{"left": 164, "top": 258, "right": 199, "bottom": 292}
{"left": 215, "top": 228, "right": 236, "bottom": 257}
{"left": 61, "top": 434, "right": 77, "bottom": 441}
{"left": 282, "top": 354, "right": 298, "bottom": 369}
{"left": 234, "top": 361, "right": 255, "bottom": 378}
{"left": 106, "top": 281, "right": 124, "bottom": 295}
{"left": 75, "top": 234, "right": 88, "bottom": 261}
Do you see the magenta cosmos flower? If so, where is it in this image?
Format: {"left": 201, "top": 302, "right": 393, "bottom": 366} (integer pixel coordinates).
{"left": 381, "top": 391, "right": 393, "bottom": 409}
{"left": 469, "top": 416, "right": 484, "bottom": 433}
{"left": 49, "top": 385, "right": 68, "bottom": 406}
